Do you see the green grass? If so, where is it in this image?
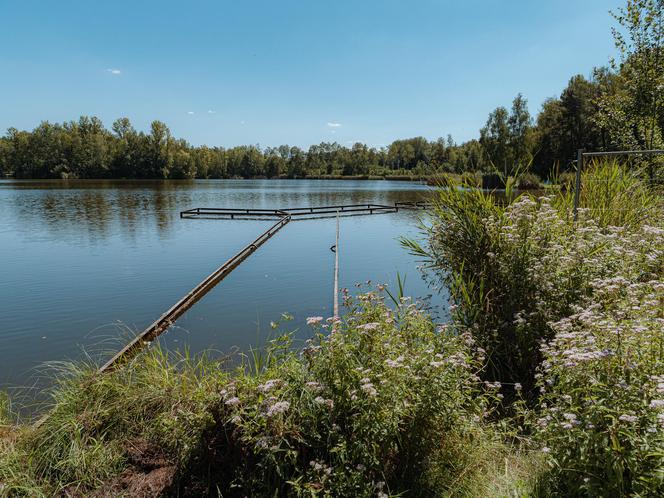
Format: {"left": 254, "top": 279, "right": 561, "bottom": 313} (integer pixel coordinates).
{"left": 0, "top": 296, "right": 541, "bottom": 497}
{"left": 404, "top": 159, "right": 664, "bottom": 496}
{"left": 556, "top": 158, "right": 662, "bottom": 227}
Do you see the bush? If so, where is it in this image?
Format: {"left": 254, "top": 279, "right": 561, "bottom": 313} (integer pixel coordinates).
{"left": 533, "top": 273, "right": 664, "bottom": 496}
{"left": 407, "top": 162, "right": 664, "bottom": 495}
{"left": 0, "top": 293, "right": 536, "bottom": 496}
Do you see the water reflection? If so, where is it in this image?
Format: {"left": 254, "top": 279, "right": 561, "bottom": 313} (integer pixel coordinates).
{"left": 0, "top": 179, "right": 440, "bottom": 394}
{"left": 2, "top": 179, "right": 432, "bottom": 244}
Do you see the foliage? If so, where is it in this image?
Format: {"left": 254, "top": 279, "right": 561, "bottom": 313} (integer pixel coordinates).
{"left": 480, "top": 94, "right": 536, "bottom": 178}
{"left": 557, "top": 159, "right": 662, "bottom": 227}
{"left": 0, "top": 295, "right": 539, "bottom": 497}
{"left": 600, "top": 0, "right": 664, "bottom": 155}
{"left": 516, "top": 172, "right": 543, "bottom": 190}
{"left": 407, "top": 159, "right": 664, "bottom": 495}
{"left": 0, "top": 121, "right": 489, "bottom": 180}
{"left": 532, "top": 273, "right": 664, "bottom": 496}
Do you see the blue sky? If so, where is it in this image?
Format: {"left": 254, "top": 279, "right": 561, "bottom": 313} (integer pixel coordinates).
{"left": 0, "top": 0, "right": 618, "bottom": 148}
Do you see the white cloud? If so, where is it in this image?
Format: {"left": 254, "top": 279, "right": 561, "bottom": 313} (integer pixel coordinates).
{"left": 240, "top": 120, "right": 246, "bottom": 125}
{"left": 106, "top": 68, "right": 121, "bottom": 75}
{"left": 207, "top": 109, "right": 216, "bottom": 114}
{"left": 187, "top": 111, "right": 195, "bottom": 115}
{"left": 327, "top": 122, "right": 341, "bottom": 128}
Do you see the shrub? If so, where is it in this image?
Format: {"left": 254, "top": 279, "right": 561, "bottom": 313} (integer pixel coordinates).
{"left": 405, "top": 164, "right": 662, "bottom": 399}
{"left": 0, "top": 293, "right": 534, "bottom": 496}
{"left": 533, "top": 274, "right": 664, "bottom": 496}
{"left": 173, "top": 292, "right": 493, "bottom": 496}
{"left": 406, "top": 162, "right": 664, "bottom": 495}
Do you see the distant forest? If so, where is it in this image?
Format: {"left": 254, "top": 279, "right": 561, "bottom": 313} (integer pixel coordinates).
{"left": 1, "top": 39, "right": 662, "bottom": 181}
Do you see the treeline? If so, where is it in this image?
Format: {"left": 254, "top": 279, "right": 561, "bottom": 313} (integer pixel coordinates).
{"left": 1, "top": 2, "right": 662, "bottom": 180}
{"left": 0, "top": 118, "right": 484, "bottom": 180}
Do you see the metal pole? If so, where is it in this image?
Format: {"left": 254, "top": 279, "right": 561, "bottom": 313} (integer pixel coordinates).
{"left": 573, "top": 149, "right": 583, "bottom": 221}
{"left": 333, "top": 210, "right": 340, "bottom": 317}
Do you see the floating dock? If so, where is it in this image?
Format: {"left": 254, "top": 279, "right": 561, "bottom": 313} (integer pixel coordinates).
{"left": 180, "top": 201, "right": 429, "bottom": 221}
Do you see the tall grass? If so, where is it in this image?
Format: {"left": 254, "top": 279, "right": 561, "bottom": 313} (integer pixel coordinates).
{"left": 557, "top": 159, "right": 662, "bottom": 227}
{"left": 0, "top": 294, "right": 539, "bottom": 496}
{"left": 404, "top": 159, "right": 664, "bottom": 495}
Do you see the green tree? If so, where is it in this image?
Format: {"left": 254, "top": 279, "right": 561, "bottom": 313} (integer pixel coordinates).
{"left": 480, "top": 95, "right": 535, "bottom": 177}
{"left": 598, "top": 0, "right": 664, "bottom": 165}
{"left": 148, "top": 120, "right": 172, "bottom": 178}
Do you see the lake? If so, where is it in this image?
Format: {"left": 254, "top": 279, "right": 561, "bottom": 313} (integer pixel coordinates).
{"left": 0, "top": 179, "right": 447, "bottom": 395}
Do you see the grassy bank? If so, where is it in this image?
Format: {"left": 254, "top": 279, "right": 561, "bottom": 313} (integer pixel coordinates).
{"left": 0, "top": 296, "right": 539, "bottom": 497}
{"left": 1, "top": 160, "right": 661, "bottom": 497}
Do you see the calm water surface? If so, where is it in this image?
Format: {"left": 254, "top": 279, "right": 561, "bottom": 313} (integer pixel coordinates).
{"left": 0, "top": 179, "right": 446, "bottom": 392}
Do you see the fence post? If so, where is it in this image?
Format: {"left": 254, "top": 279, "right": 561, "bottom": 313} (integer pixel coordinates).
{"left": 573, "top": 149, "right": 584, "bottom": 221}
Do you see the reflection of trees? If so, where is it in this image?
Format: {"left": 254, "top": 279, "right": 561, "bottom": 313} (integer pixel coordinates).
{"left": 7, "top": 180, "right": 191, "bottom": 244}
{"left": 5, "top": 180, "right": 433, "bottom": 245}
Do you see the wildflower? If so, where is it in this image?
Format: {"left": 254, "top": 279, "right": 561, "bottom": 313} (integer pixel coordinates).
{"left": 358, "top": 322, "right": 379, "bottom": 331}
{"left": 618, "top": 414, "right": 638, "bottom": 423}
{"left": 314, "top": 396, "right": 334, "bottom": 409}
{"left": 361, "top": 383, "right": 378, "bottom": 397}
{"left": 266, "top": 400, "right": 290, "bottom": 417}
{"left": 257, "top": 379, "right": 282, "bottom": 393}
{"left": 306, "top": 316, "right": 323, "bottom": 326}
{"left": 541, "top": 447, "right": 551, "bottom": 453}
{"left": 514, "top": 383, "right": 522, "bottom": 391}
{"left": 649, "top": 400, "right": 664, "bottom": 409}
{"left": 225, "top": 396, "right": 241, "bottom": 406}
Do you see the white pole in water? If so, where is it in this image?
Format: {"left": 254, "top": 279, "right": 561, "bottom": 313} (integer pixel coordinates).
{"left": 333, "top": 210, "right": 340, "bottom": 317}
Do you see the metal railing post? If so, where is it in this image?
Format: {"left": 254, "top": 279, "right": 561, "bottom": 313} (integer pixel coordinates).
{"left": 573, "top": 149, "right": 584, "bottom": 221}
